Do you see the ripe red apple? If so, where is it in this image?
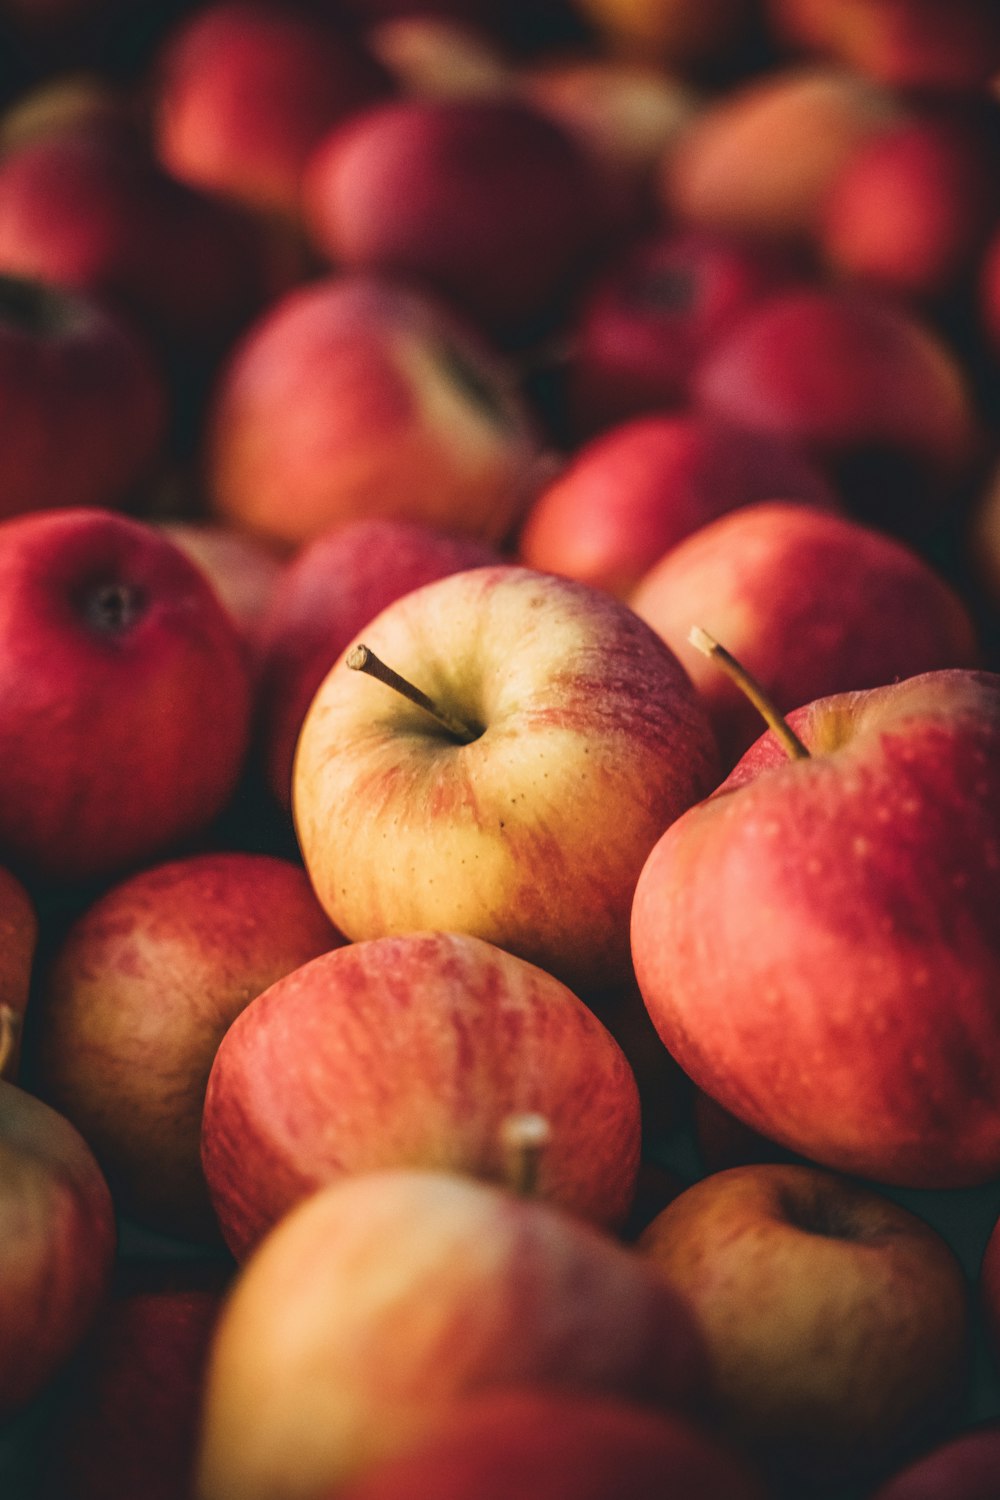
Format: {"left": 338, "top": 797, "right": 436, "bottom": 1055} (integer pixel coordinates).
{"left": 0, "top": 864, "right": 36, "bottom": 1082}
{"left": 518, "top": 414, "right": 838, "bottom": 599}
{"left": 979, "top": 224, "right": 1000, "bottom": 355}
{"left": 256, "top": 517, "right": 499, "bottom": 808}
{"left": 206, "top": 275, "right": 544, "bottom": 552}
{"left": 195, "top": 1168, "right": 711, "bottom": 1500}
{"left": 154, "top": 0, "right": 392, "bottom": 218}
{"left": 35, "top": 852, "right": 341, "bottom": 1239}
{"left": 631, "top": 668, "right": 1000, "bottom": 1188}
{"left": 0, "top": 1081, "right": 116, "bottom": 1415}
{"left": 629, "top": 500, "right": 979, "bottom": 766}
{"left": 639, "top": 1163, "right": 970, "bottom": 1484}
{"left": 202, "top": 930, "right": 642, "bottom": 1259}
{"left": 293, "top": 564, "right": 719, "bottom": 997}
{"left": 302, "top": 96, "right": 608, "bottom": 342}
{"left": 0, "top": 508, "right": 252, "bottom": 884}
{"left": 869, "top": 1423, "right": 1000, "bottom": 1500}
{"left": 332, "top": 1390, "right": 769, "bottom": 1500}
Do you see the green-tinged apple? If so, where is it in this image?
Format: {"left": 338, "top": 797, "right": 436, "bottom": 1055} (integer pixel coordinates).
{"left": 195, "top": 1168, "right": 711, "bottom": 1500}
{"left": 201, "top": 930, "right": 642, "bottom": 1258}
{"left": 293, "top": 565, "right": 719, "bottom": 997}
{"left": 632, "top": 664, "right": 1000, "bottom": 1187}
{"left": 0, "top": 1081, "right": 116, "bottom": 1415}
{"left": 35, "top": 852, "right": 342, "bottom": 1240}
{"left": 640, "top": 1163, "right": 970, "bottom": 1484}
{"left": 0, "top": 863, "right": 36, "bottom": 1081}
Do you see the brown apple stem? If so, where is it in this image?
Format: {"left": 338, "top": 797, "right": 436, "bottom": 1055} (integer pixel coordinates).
{"left": 0, "top": 1004, "right": 21, "bottom": 1079}
{"left": 346, "top": 644, "right": 481, "bottom": 744}
{"left": 688, "top": 626, "right": 810, "bottom": 762}
{"left": 500, "top": 1112, "right": 551, "bottom": 1198}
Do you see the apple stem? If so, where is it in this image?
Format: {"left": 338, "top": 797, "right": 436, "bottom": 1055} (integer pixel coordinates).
{"left": 346, "top": 644, "right": 482, "bottom": 743}
{"left": 0, "top": 1004, "right": 21, "bottom": 1080}
{"left": 688, "top": 626, "right": 810, "bottom": 762}
{"left": 500, "top": 1112, "right": 551, "bottom": 1198}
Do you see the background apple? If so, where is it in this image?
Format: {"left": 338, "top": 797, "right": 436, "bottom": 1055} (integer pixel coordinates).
{"left": 0, "top": 866, "right": 36, "bottom": 1082}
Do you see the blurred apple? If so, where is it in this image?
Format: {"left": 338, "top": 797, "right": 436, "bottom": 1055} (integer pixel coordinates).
{"left": 869, "top": 1423, "right": 1000, "bottom": 1500}
{"left": 0, "top": 864, "right": 35, "bottom": 1082}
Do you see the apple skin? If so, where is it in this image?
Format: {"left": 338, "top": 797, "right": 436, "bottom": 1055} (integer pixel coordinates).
{"left": 302, "top": 96, "right": 608, "bottom": 342}
{"left": 331, "top": 1390, "right": 769, "bottom": 1500}
{"left": 0, "top": 1080, "right": 116, "bottom": 1416}
{"left": 256, "top": 517, "right": 500, "bottom": 809}
{"left": 572, "top": 0, "right": 755, "bottom": 69}
{"left": 161, "top": 521, "right": 286, "bottom": 655}
{"left": 631, "top": 669, "right": 1000, "bottom": 1188}
{"left": 869, "top": 1424, "right": 1000, "bottom": 1499}
{"left": 206, "top": 275, "right": 544, "bottom": 552}
{"left": 980, "top": 1208, "right": 1000, "bottom": 1368}
{"left": 629, "top": 500, "right": 979, "bottom": 767}
{"left": 367, "top": 14, "right": 512, "bottom": 100}
{"left": 0, "top": 508, "right": 252, "bottom": 884}
{"left": 979, "top": 225, "right": 1000, "bottom": 356}
{"left": 293, "top": 564, "right": 719, "bottom": 998}
{"left": 154, "top": 0, "right": 392, "bottom": 217}
{"left": 0, "top": 863, "right": 37, "bottom": 1081}
{"left": 639, "top": 1163, "right": 970, "bottom": 1484}
{"left": 195, "top": 1168, "right": 711, "bottom": 1500}
{"left": 34, "top": 852, "right": 342, "bottom": 1240}
{"left": 518, "top": 414, "right": 838, "bottom": 599}
{"left": 202, "top": 930, "right": 642, "bottom": 1259}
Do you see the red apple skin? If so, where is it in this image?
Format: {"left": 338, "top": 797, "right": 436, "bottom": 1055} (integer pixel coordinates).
{"left": 820, "top": 107, "right": 1000, "bottom": 306}
{"left": 0, "top": 508, "right": 252, "bottom": 884}
{"left": 0, "top": 273, "right": 167, "bottom": 519}
{"left": 256, "top": 517, "right": 500, "bottom": 808}
{"left": 302, "top": 96, "right": 608, "bottom": 341}
{"left": 0, "top": 1081, "right": 116, "bottom": 1416}
{"left": 981, "top": 1210, "right": 1000, "bottom": 1367}
{"left": 518, "top": 414, "right": 838, "bottom": 599}
{"left": 206, "top": 275, "right": 544, "bottom": 552}
{"left": 38, "top": 1259, "right": 229, "bottom": 1500}
{"left": 870, "top": 1424, "right": 1000, "bottom": 1500}
{"left": 979, "top": 225, "right": 1000, "bottom": 355}
{"left": 195, "top": 1168, "right": 711, "bottom": 1500}
{"left": 629, "top": 500, "right": 980, "bottom": 767}
{"left": 332, "top": 1390, "right": 769, "bottom": 1500}
{"left": 154, "top": 0, "right": 392, "bottom": 217}
{"left": 161, "top": 522, "right": 286, "bottom": 657}
{"left": 0, "top": 864, "right": 37, "bottom": 1081}
{"left": 202, "top": 930, "right": 642, "bottom": 1259}
{"left": 565, "top": 227, "right": 803, "bottom": 437}
{"left": 631, "top": 670, "right": 1000, "bottom": 1189}
{"left": 639, "top": 1164, "right": 970, "bottom": 1484}
{"left": 35, "top": 852, "right": 342, "bottom": 1239}
{"left": 694, "top": 287, "right": 982, "bottom": 533}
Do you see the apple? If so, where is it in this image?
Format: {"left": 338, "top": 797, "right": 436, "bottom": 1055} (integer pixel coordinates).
{"left": 979, "top": 223, "right": 1000, "bottom": 355}
{"left": 980, "top": 1207, "right": 1000, "bottom": 1367}
{"left": 161, "top": 521, "right": 286, "bottom": 657}
{"left": 0, "top": 271, "right": 167, "bottom": 521}
{"left": 631, "top": 667, "right": 1000, "bottom": 1188}
{"left": 34, "top": 851, "right": 342, "bottom": 1239}
{"left": 302, "top": 96, "right": 609, "bottom": 342}
{"left": 366, "top": 14, "right": 512, "bottom": 98}
{"left": 0, "top": 1081, "right": 116, "bottom": 1415}
{"left": 629, "top": 500, "right": 979, "bottom": 766}
{"left": 195, "top": 1168, "right": 711, "bottom": 1500}
{"left": 0, "top": 862, "right": 36, "bottom": 1082}
{"left": 517, "top": 413, "right": 838, "bottom": 599}
{"left": 0, "top": 508, "right": 252, "bottom": 884}
{"left": 639, "top": 1163, "right": 970, "bottom": 1484}
{"left": 571, "top": 0, "right": 756, "bottom": 68}
{"left": 153, "top": 0, "right": 392, "bottom": 218}
{"left": 331, "top": 1390, "right": 769, "bottom": 1500}
{"left": 869, "top": 1423, "right": 1000, "bottom": 1499}
{"left": 205, "top": 275, "right": 545, "bottom": 552}
{"left": 293, "top": 564, "right": 719, "bottom": 998}
{"left": 202, "top": 929, "right": 642, "bottom": 1259}
{"left": 255, "top": 517, "right": 500, "bottom": 809}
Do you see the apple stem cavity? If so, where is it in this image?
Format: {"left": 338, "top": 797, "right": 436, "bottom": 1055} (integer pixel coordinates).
{"left": 0, "top": 1003, "right": 21, "bottom": 1079}
{"left": 500, "top": 1112, "right": 551, "bottom": 1198}
{"left": 688, "top": 626, "right": 810, "bottom": 762}
{"left": 346, "top": 644, "right": 482, "bottom": 743}
{"left": 82, "top": 580, "right": 147, "bottom": 636}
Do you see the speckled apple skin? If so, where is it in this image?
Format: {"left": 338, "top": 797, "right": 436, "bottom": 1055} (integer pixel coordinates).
{"left": 293, "top": 565, "right": 720, "bottom": 998}
{"left": 632, "top": 670, "right": 1000, "bottom": 1187}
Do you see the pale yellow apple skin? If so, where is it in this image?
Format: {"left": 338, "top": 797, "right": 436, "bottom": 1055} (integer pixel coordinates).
{"left": 292, "top": 565, "right": 718, "bottom": 996}
{"left": 639, "top": 1164, "right": 970, "bottom": 1482}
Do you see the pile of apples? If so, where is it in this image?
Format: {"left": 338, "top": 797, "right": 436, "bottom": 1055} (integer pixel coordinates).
{"left": 4, "top": 0, "right": 1000, "bottom": 1496}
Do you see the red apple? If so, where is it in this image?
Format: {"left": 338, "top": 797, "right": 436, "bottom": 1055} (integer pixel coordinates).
{"left": 0, "top": 1081, "right": 116, "bottom": 1415}
{"left": 0, "top": 508, "right": 252, "bottom": 884}
{"left": 869, "top": 1423, "right": 1000, "bottom": 1499}
{"left": 639, "top": 1163, "right": 970, "bottom": 1483}
{"left": 0, "top": 864, "right": 36, "bottom": 1082}
{"left": 35, "top": 852, "right": 341, "bottom": 1238}
{"left": 362, "top": 14, "right": 511, "bottom": 99}
{"left": 629, "top": 500, "right": 979, "bottom": 766}
{"left": 979, "top": 224, "right": 1000, "bottom": 355}
{"left": 195, "top": 1168, "right": 711, "bottom": 1500}
{"left": 631, "top": 668, "right": 1000, "bottom": 1188}
{"left": 154, "top": 0, "right": 392, "bottom": 218}
{"left": 161, "top": 521, "right": 286, "bottom": 656}
{"left": 980, "top": 1208, "right": 1000, "bottom": 1367}
{"left": 518, "top": 414, "right": 838, "bottom": 598}
{"left": 293, "top": 564, "right": 719, "bottom": 997}
{"left": 205, "top": 275, "right": 545, "bottom": 552}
